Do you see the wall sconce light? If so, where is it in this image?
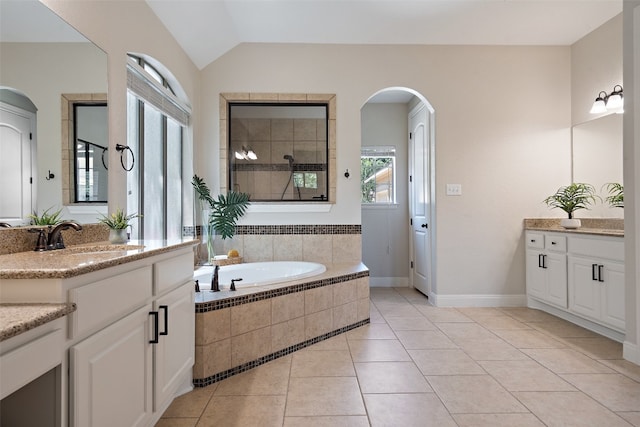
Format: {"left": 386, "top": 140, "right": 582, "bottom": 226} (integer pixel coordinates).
{"left": 590, "top": 85, "right": 623, "bottom": 114}
{"left": 234, "top": 146, "right": 257, "bottom": 161}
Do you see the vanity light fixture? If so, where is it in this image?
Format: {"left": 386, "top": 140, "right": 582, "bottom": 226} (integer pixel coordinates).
{"left": 590, "top": 85, "right": 623, "bottom": 114}
{"left": 234, "top": 146, "right": 257, "bottom": 161}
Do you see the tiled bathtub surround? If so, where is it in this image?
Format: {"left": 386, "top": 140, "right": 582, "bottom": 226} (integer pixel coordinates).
{"left": 195, "top": 224, "right": 362, "bottom": 265}
{"left": 193, "top": 263, "right": 370, "bottom": 386}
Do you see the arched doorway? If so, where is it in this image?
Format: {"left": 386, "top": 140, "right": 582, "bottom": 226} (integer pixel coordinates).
{"left": 361, "top": 87, "right": 435, "bottom": 298}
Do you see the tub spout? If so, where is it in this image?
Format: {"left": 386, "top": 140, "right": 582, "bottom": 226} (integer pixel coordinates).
{"left": 211, "top": 265, "right": 220, "bottom": 292}
{"left": 230, "top": 278, "right": 242, "bottom": 291}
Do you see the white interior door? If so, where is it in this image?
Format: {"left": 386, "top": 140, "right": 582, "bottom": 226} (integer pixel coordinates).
{"left": 409, "top": 104, "right": 431, "bottom": 296}
{"left": 0, "top": 103, "right": 35, "bottom": 224}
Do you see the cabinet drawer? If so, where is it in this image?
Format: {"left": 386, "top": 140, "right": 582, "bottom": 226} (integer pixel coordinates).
{"left": 568, "top": 236, "right": 624, "bottom": 261}
{"left": 69, "top": 266, "right": 152, "bottom": 339}
{"left": 154, "top": 252, "right": 194, "bottom": 295}
{"left": 545, "top": 235, "right": 566, "bottom": 253}
{"left": 526, "top": 232, "right": 544, "bottom": 250}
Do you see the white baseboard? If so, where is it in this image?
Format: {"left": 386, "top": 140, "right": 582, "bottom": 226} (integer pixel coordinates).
{"left": 369, "top": 277, "right": 409, "bottom": 287}
{"left": 623, "top": 341, "right": 640, "bottom": 365}
{"left": 430, "top": 293, "right": 527, "bottom": 307}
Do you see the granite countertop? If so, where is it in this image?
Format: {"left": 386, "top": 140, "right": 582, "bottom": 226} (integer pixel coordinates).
{"left": 0, "top": 303, "right": 76, "bottom": 342}
{"left": 0, "top": 239, "right": 198, "bottom": 279}
{"left": 524, "top": 218, "right": 624, "bottom": 237}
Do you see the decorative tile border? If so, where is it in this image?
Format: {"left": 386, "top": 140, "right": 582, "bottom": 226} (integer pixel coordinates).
{"left": 233, "top": 163, "right": 327, "bottom": 172}
{"left": 193, "top": 318, "right": 370, "bottom": 387}
{"left": 192, "top": 224, "right": 361, "bottom": 237}
{"left": 195, "top": 270, "right": 369, "bottom": 313}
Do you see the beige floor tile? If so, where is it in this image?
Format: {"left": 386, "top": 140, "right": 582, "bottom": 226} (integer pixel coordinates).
{"left": 304, "top": 334, "right": 349, "bottom": 351}
{"left": 560, "top": 373, "right": 640, "bottom": 412}
{"left": 491, "top": 328, "right": 566, "bottom": 349}
{"left": 454, "top": 337, "right": 531, "bottom": 361}
{"left": 452, "top": 413, "right": 546, "bottom": 427}
{"left": 348, "top": 339, "right": 411, "bottom": 362}
{"left": 618, "top": 412, "right": 640, "bottom": 426}
{"left": 600, "top": 359, "right": 640, "bottom": 382}
{"left": 427, "top": 375, "right": 527, "bottom": 414}
{"left": 564, "top": 337, "right": 624, "bottom": 360}
{"left": 514, "top": 391, "right": 634, "bottom": 427}
{"left": 394, "top": 329, "right": 458, "bottom": 350}
{"left": 409, "top": 349, "right": 485, "bottom": 375}
{"left": 156, "top": 418, "right": 199, "bottom": 427}
{"left": 479, "top": 360, "right": 576, "bottom": 391}
{"left": 435, "top": 322, "right": 495, "bottom": 340}
{"left": 522, "top": 348, "right": 615, "bottom": 374}
{"left": 456, "top": 307, "right": 505, "bottom": 319}
{"left": 498, "top": 307, "right": 559, "bottom": 323}
{"left": 283, "top": 415, "right": 370, "bottom": 427}
{"left": 364, "top": 393, "right": 457, "bottom": 427}
{"left": 285, "top": 377, "right": 366, "bottom": 417}
{"left": 214, "top": 356, "right": 291, "bottom": 396}
{"left": 354, "top": 361, "right": 432, "bottom": 393}
{"left": 392, "top": 287, "right": 430, "bottom": 304}
{"left": 291, "top": 350, "right": 355, "bottom": 377}
{"left": 385, "top": 315, "right": 437, "bottom": 331}
{"left": 531, "top": 320, "right": 601, "bottom": 339}
{"left": 161, "top": 384, "right": 217, "bottom": 418}
{"left": 346, "top": 323, "right": 396, "bottom": 340}
{"left": 415, "top": 306, "right": 473, "bottom": 323}
{"left": 374, "top": 302, "right": 423, "bottom": 318}
{"left": 198, "top": 395, "right": 285, "bottom": 426}
{"left": 473, "top": 315, "right": 532, "bottom": 331}
{"left": 369, "top": 306, "right": 386, "bottom": 323}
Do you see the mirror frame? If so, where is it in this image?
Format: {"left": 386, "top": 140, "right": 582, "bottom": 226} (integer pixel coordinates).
{"left": 220, "top": 93, "right": 336, "bottom": 203}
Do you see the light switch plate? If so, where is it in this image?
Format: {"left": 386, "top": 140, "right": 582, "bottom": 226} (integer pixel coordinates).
{"left": 446, "top": 184, "right": 462, "bottom": 196}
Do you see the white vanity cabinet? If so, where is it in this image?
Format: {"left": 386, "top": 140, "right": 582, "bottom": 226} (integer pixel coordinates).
{"left": 525, "top": 229, "right": 625, "bottom": 340}
{"left": 68, "top": 248, "right": 195, "bottom": 427}
{"left": 567, "top": 235, "right": 625, "bottom": 332}
{"left": 525, "top": 232, "right": 567, "bottom": 309}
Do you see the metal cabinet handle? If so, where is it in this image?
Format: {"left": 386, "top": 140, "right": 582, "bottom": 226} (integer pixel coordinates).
{"left": 538, "top": 254, "right": 543, "bottom": 268}
{"left": 592, "top": 264, "right": 598, "bottom": 281}
{"left": 159, "top": 305, "right": 169, "bottom": 336}
{"left": 598, "top": 265, "right": 604, "bottom": 282}
{"left": 149, "top": 311, "right": 159, "bottom": 344}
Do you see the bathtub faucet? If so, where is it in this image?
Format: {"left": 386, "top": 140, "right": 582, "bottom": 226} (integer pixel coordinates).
{"left": 211, "top": 265, "right": 220, "bottom": 292}
{"left": 230, "top": 278, "right": 242, "bottom": 291}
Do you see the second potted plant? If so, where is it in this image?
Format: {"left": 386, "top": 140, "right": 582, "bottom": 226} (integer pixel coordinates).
{"left": 98, "top": 208, "right": 141, "bottom": 244}
{"left": 543, "top": 183, "right": 599, "bottom": 229}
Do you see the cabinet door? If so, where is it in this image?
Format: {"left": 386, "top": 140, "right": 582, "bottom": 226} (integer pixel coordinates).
{"left": 526, "top": 250, "right": 546, "bottom": 301}
{"left": 600, "top": 261, "right": 625, "bottom": 331}
{"left": 154, "top": 283, "right": 195, "bottom": 410}
{"left": 546, "top": 252, "right": 567, "bottom": 308}
{"left": 568, "top": 256, "right": 601, "bottom": 321}
{"left": 70, "top": 305, "right": 153, "bottom": 427}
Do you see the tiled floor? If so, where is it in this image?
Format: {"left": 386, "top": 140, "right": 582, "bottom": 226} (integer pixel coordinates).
{"left": 157, "top": 287, "right": 640, "bottom": 426}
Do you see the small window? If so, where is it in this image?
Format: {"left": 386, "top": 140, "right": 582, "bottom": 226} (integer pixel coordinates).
{"left": 361, "top": 146, "right": 396, "bottom": 204}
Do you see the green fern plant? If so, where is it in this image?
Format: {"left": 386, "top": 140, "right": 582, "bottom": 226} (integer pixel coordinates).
{"left": 604, "top": 182, "right": 624, "bottom": 209}
{"left": 543, "top": 183, "right": 599, "bottom": 219}
{"left": 28, "top": 206, "right": 64, "bottom": 225}
{"left": 192, "top": 175, "right": 250, "bottom": 239}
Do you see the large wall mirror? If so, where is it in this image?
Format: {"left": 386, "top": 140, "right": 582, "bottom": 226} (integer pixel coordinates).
{"left": 572, "top": 113, "right": 623, "bottom": 218}
{"left": 0, "top": 0, "right": 108, "bottom": 225}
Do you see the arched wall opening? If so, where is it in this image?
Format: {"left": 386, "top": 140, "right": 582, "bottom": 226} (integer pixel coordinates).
{"left": 360, "top": 87, "right": 436, "bottom": 298}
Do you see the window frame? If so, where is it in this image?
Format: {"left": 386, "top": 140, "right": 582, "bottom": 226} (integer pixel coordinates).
{"left": 361, "top": 146, "right": 398, "bottom": 206}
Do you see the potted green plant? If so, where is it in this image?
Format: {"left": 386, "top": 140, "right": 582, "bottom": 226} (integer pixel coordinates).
{"left": 604, "top": 182, "right": 623, "bottom": 209}
{"left": 98, "top": 207, "right": 141, "bottom": 243}
{"left": 28, "top": 206, "right": 64, "bottom": 225}
{"left": 192, "top": 175, "right": 250, "bottom": 262}
{"left": 543, "top": 183, "right": 599, "bottom": 229}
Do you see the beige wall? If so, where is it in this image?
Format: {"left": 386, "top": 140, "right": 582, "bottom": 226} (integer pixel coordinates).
{"left": 201, "top": 43, "right": 571, "bottom": 300}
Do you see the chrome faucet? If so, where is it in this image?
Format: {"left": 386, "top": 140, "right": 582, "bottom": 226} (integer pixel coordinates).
{"left": 47, "top": 221, "right": 83, "bottom": 250}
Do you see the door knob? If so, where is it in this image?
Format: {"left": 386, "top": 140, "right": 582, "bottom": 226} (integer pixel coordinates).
{"left": 421, "top": 223, "right": 427, "bottom": 228}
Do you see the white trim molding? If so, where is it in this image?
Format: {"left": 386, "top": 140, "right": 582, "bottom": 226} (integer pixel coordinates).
{"left": 623, "top": 341, "right": 640, "bottom": 365}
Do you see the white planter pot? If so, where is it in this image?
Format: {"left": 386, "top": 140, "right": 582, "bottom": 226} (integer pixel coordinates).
{"left": 108, "top": 228, "right": 128, "bottom": 244}
{"left": 560, "top": 218, "right": 581, "bottom": 229}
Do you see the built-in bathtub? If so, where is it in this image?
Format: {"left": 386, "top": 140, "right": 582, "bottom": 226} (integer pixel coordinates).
{"left": 193, "top": 261, "right": 326, "bottom": 290}
{"left": 193, "top": 262, "right": 370, "bottom": 387}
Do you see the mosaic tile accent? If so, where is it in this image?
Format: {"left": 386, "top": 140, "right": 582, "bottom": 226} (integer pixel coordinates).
{"left": 192, "top": 318, "right": 370, "bottom": 387}
{"left": 195, "top": 270, "right": 370, "bottom": 313}
{"left": 232, "top": 163, "right": 327, "bottom": 172}
{"left": 193, "top": 224, "right": 361, "bottom": 237}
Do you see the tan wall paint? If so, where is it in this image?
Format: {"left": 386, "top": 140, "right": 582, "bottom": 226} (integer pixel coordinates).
{"left": 201, "top": 43, "right": 571, "bottom": 298}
